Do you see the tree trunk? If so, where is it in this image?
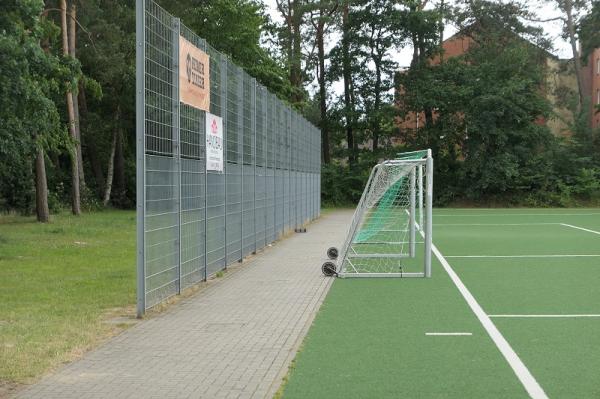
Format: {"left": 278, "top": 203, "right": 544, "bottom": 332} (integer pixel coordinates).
{"left": 349, "top": 79, "right": 357, "bottom": 156}
{"left": 103, "top": 127, "right": 118, "bottom": 206}
{"left": 285, "top": 20, "right": 294, "bottom": 93}
{"left": 87, "top": 139, "right": 106, "bottom": 197}
{"left": 438, "top": 0, "right": 445, "bottom": 62}
{"left": 411, "top": 32, "right": 420, "bottom": 67}
{"left": 290, "top": 1, "right": 304, "bottom": 105}
{"left": 276, "top": 0, "right": 304, "bottom": 105}
{"left": 410, "top": 1, "right": 429, "bottom": 66}
{"left": 69, "top": 1, "right": 85, "bottom": 190}
{"left": 78, "top": 82, "right": 105, "bottom": 195}
{"left": 104, "top": 106, "right": 121, "bottom": 206}
{"left": 372, "top": 56, "right": 382, "bottom": 152}
{"left": 35, "top": 147, "right": 50, "bottom": 223}
{"left": 563, "top": 0, "right": 584, "bottom": 111}
{"left": 312, "top": 2, "right": 337, "bottom": 162}
{"left": 424, "top": 108, "right": 434, "bottom": 129}
{"left": 342, "top": 3, "right": 355, "bottom": 165}
{"left": 316, "top": 21, "right": 330, "bottom": 164}
{"left": 114, "top": 125, "right": 126, "bottom": 206}
{"left": 37, "top": 10, "right": 51, "bottom": 223}
{"left": 61, "top": 0, "right": 81, "bottom": 215}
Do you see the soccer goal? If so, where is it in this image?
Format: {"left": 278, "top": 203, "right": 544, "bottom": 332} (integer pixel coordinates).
{"left": 323, "top": 149, "right": 433, "bottom": 278}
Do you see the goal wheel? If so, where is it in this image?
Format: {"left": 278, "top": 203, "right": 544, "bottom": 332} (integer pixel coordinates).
{"left": 327, "top": 247, "right": 338, "bottom": 260}
{"left": 321, "top": 261, "right": 337, "bottom": 277}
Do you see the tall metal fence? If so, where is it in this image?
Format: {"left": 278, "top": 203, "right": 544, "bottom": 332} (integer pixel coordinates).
{"left": 136, "top": 0, "right": 321, "bottom": 316}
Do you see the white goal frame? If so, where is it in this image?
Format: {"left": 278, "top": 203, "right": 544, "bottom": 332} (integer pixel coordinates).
{"left": 331, "top": 149, "right": 433, "bottom": 278}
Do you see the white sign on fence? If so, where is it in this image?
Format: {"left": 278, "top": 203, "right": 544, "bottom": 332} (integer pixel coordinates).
{"left": 205, "top": 112, "right": 223, "bottom": 172}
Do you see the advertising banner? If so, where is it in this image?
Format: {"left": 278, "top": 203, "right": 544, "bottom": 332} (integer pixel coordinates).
{"left": 179, "top": 36, "right": 210, "bottom": 111}
{"left": 205, "top": 112, "right": 223, "bottom": 172}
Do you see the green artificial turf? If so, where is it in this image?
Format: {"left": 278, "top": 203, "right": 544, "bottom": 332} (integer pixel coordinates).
{"left": 282, "top": 264, "right": 528, "bottom": 399}
{"left": 434, "top": 223, "right": 600, "bottom": 256}
{"left": 281, "top": 208, "right": 600, "bottom": 398}
{"left": 0, "top": 210, "right": 136, "bottom": 383}
{"left": 451, "top": 257, "right": 600, "bottom": 315}
{"left": 494, "top": 318, "right": 600, "bottom": 398}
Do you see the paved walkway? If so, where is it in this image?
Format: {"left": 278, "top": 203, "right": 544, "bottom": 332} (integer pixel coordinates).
{"left": 17, "top": 210, "right": 352, "bottom": 399}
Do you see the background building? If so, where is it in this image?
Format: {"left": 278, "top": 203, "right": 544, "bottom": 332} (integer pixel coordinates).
{"left": 582, "top": 47, "right": 600, "bottom": 129}
{"left": 396, "top": 31, "right": 599, "bottom": 138}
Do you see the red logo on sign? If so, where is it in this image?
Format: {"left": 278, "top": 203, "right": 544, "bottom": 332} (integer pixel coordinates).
{"left": 211, "top": 119, "right": 218, "bottom": 134}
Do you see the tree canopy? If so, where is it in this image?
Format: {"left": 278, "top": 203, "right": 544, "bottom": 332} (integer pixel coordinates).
{"left": 0, "top": 0, "right": 599, "bottom": 218}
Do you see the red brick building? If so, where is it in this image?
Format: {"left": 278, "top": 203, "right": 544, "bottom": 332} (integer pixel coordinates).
{"left": 581, "top": 47, "right": 600, "bottom": 129}
{"left": 396, "top": 31, "right": 599, "bottom": 140}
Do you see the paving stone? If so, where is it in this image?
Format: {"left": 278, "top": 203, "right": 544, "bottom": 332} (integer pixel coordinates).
{"left": 16, "top": 211, "right": 352, "bottom": 399}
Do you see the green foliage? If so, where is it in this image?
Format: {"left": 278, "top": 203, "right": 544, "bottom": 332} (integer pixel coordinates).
{"left": 577, "top": 0, "right": 600, "bottom": 64}
{"left": 0, "top": 0, "right": 294, "bottom": 214}
{"left": 1, "top": 0, "right": 598, "bottom": 213}
{"left": 0, "top": 0, "right": 67, "bottom": 213}
{"left": 75, "top": 0, "right": 136, "bottom": 205}
{"left": 321, "top": 160, "right": 374, "bottom": 206}
{"left": 351, "top": 0, "right": 408, "bottom": 150}
{"left": 459, "top": 40, "right": 553, "bottom": 199}
{"left": 161, "top": 0, "right": 292, "bottom": 100}
{"left": 391, "top": 0, "right": 600, "bottom": 207}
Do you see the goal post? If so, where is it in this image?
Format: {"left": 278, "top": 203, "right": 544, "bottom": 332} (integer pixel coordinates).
{"left": 323, "top": 149, "right": 433, "bottom": 278}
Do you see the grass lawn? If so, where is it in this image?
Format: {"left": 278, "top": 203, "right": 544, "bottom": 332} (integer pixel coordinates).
{"left": 0, "top": 210, "right": 136, "bottom": 387}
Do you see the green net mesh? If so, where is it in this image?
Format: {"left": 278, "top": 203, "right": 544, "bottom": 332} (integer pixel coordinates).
{"left": 354, "top": 176, "right": 407, "bottom": 243}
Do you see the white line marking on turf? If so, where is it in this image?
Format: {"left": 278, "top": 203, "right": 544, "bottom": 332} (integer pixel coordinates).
{"left": 428, "top": 240, "right": 548, "bottom": 398}
{"left": 489, "top": 314, "right": 600, "bottom": 318}
{"left": 445, "top": 254, "right": 600, "bottom": 258}
{"left": 435, "top": 213, "right": 600, "bottom": 217}
{"left": 560, "top": 223, "right": 600, "bottom": 236}
{"left": 434, "top": 223, "right": 560, "bottom": 226}
{"left": 425, "top": 332, "right": 473, "bottom": 336}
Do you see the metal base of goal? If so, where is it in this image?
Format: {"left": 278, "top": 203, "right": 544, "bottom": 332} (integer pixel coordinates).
{"left": 337, "top": 272, "right": 424, "bottom": 278}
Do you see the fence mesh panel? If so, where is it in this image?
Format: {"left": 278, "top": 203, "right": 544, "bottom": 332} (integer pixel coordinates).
{"left": 137, "top": 0, "right": 321, "bottom": 314}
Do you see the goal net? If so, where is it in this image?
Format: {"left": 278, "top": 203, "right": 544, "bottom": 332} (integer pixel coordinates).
{"left": 324, "top": 150, "right": 433, "bottom": 278}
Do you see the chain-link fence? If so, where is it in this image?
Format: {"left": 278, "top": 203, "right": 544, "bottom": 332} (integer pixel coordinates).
{"left": 136, "top": 0, "right": 321, "bottom": 316}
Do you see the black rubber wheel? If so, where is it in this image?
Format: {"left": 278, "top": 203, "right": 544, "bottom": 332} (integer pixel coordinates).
{"left": 302, "top": 228, "right": 307, "bottom": 233}
{"left": 327, "top": 247, "right": 339, "bottom": 260}
{"left": 322, "top": 261, "right": 337, "bottom": 277}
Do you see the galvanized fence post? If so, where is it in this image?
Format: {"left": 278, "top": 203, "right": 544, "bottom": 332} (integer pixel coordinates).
{"left": 274, "top": 97, "right": 276, "bottom": 238}
{"left": 264, "top": 89, "right": 268, "bottom": 246}
{"left": 222, "top": 54, "right": 228, "bottom": 267}
{"left": 204, "top": 125, "right": 208, "bottom": 282}
{"left": 319, "top": 127, "right": 322, "bottom": 216}
{"left": 199, "top": 39, "right": 208, "bottom": 282}
{"left": 135, "top": 0, "right": 146, "bottom": 318}
{"left": 172, "top": 17, "right": 182, "bottom": 294}
{"left": 288, "top": 109, "right": 292, "bottom": 230}
{"left": 252, "top": 79, "right": 257, "bottom": 254}
{"left": 274, "top": 100, "right": 279, "bottom": 238}
{"left": 238, "top": 66, "right": 244, "bottom": 262}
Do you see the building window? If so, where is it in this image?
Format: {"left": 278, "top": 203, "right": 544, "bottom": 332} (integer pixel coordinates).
{"left": 597, "top": 58, "right": 600, "bottom": 75}
{"left": 597, "top": 89, "right": 600, "bottom": 105}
